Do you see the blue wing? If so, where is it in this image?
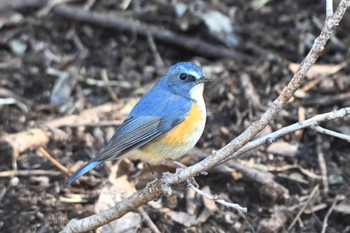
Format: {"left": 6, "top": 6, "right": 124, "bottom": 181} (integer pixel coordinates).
{"left": 66, "top": 80, "right": 191, "bottom": 184}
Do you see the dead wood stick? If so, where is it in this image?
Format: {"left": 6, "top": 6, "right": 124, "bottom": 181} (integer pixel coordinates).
{"left": 0, "top": 129, "right": 50, "bottom": 161}
{"left": 38, "top": 147, "right": 80, "bottom": 185}
{"left": 0, "top": 0, "right": 47, "bottom": 11}
{"left": 0, "top": 102, "right": 125, "bottom": 160}
{"left": 52, "top": 5, "right": 236, "bottom": 59}
{"left": 0, "top": 169, "right": 62, "bottom": 177}
{"left": 137, "top": 207, "right": 161, "bottom": 233}
{"left": 226, "top": 161, "right": 289, "bottom": 201}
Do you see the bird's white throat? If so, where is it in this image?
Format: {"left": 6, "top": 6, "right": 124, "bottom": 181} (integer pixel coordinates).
{"left": 190, "top": 83, "right": 204, "bottom": 100}
{"left": 190, "top": 83, "right": 205, "bottom": 113}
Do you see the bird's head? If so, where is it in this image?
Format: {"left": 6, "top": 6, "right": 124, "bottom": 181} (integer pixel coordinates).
{"left": 165, "top": 62, "right": 210, "bottom": 100}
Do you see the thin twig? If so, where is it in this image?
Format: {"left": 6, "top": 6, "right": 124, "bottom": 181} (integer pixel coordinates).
{"left": 326, "top": 0, "right": 334, "bottom": 18}
{"left": 312, "top": 125, "right": 350, "bottom": 142}
{"left": 146, "top": 33, "right": 165, "bottom": 68}
{"left": 71, "top": 28, "right": 88, "bottom": 52}
{"left": 287, "top": 185, "right": 319, "bottom": 231}
{"left": 101, "top": 69, "right": 119, "bottom": 102}
{"left": 225, "top": 107, "right": 350, "bottom": 163}
{"left": 321, "top": 196, "right": 339, "bottom": 233}
{"left": 38, "top": 147, "right": 80, "bottom": 185}
{"left": 316, "top": 136, "right": 329, "bottom": 193}
{"left": 0, "top": 0, "right": 46, "bottom": 11}
{"left": 39, "top": 147, "right": 70, "bottom": 176}
{"left": 138, "top": 207, "right": 161, "bottom": 233}
{"left": 187, "top": 183, "right": 247, "bottom": 212}
{"left": 0, "top": 170, "right": 62, "bottom": 177}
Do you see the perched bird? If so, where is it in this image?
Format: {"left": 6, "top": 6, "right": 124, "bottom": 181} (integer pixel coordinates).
{"left": 66, "top": 62, "right": 210, "bottom": 184}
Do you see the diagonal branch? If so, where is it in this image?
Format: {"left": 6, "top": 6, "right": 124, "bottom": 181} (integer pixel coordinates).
{"left": 61, "top": 1, "right": 350, "bottom": 232}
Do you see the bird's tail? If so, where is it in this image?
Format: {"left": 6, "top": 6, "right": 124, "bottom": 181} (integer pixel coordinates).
{"left": 66, "top": 160, "right": 102, "bottom": 184}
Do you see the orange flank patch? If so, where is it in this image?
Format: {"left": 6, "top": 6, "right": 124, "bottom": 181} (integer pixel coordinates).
{"left": 136, "top": 102, "right": 204, "bottom": 164}
{"left": 159, "top": 103, "right": 202, "bottom": 146}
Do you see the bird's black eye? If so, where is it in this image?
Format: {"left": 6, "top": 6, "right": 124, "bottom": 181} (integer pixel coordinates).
{"left": 179, "top": 73, "right": 187, "bottom": 80}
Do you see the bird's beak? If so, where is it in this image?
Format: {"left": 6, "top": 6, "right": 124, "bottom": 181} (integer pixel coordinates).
{"left": 196, "top": 76, "right": 211, "bottom": 84}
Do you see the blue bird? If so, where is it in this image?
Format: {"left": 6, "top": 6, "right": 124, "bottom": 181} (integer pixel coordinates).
{"left": 66, "top": 62, "right": 210, "bottom": 184}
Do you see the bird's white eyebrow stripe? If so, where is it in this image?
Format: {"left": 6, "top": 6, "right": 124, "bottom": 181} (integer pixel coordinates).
{"left": 187, "top": 70, "right": 201, "bottom": 79}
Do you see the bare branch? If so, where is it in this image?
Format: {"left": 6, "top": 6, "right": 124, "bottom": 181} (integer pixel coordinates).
{"left": 312, "top": 125, "right": 350, "bottom": 142}
{"left": 0, "top": 0, "right": 46, "bottom": 11}
{"left": 60, "top": 1, "right": 350, "bottom": 232}
{"left": 317, "top": 136, "right": 329, "bottom": 193}
{"left": 321, "top": 195, "right": 343, "bottom": 233}
{"left": 287, "top": 185, "right": 319, "bottom": 231}
{"left": 187, "top": 183, "right": 247, "bottom": 212}
{"left": 0, "top": 169, "right": 62, "bottom": 177}
{"left": 326, "top": 0, "right": 334, "bottom": 18}
{"left": 228, "top": 107, "right": 350, "bottom": 162}
{"left": 137, "top": 207, "right": 161, "bottom": 233}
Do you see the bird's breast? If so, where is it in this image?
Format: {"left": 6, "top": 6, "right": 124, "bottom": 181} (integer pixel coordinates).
{"left": 161, "top": 101, "right": 205, "bottom": 146}
{"left": 136, "top": 100, "right": 206, "bottom": 164}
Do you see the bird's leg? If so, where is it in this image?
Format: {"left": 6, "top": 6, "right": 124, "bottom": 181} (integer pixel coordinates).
{"left": 167, "top": 159, "right": 187, "bottom": 168}
{"left": 167, "top": 159, "right": 208, "bottom": 176}
{"left": 128, "top": 162, "right": 159, "bottom": 184}
{"left": 145, "top": 163, "right": 158, "bottom": 178}
{"left": 167, "top": 159, "right": 199, "bottom": 188}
